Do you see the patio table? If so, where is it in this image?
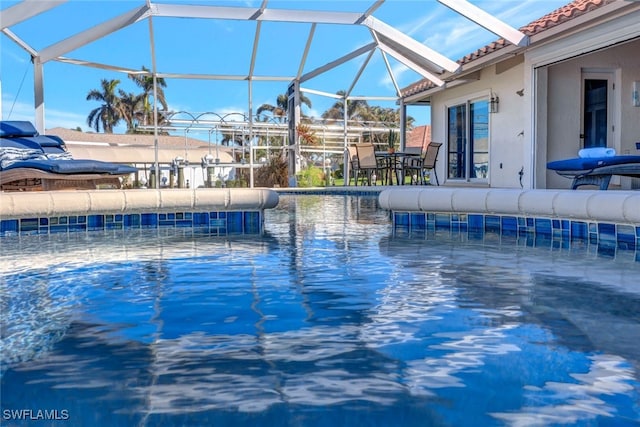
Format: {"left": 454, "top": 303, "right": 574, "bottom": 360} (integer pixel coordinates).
{"left": 375, "top": 151, "right": 421, "bottom": 185}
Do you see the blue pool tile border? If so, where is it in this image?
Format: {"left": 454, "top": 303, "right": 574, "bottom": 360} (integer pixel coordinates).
{"left": 0, "top": 210, "right": 264, "bottom": 237}
{"left": 276, "top": 188, "right": 382, "bottom": 196}
{"left": 392, "top": 211, "right": 640, "bottom": 251}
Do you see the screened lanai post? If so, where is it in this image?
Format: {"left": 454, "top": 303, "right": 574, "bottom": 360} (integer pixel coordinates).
{"left": 33, "top": 58, "right": 45, "bottom": 133}
{"left": 248, "top": 79, "right": 254, "bottom": 188}
{"left": 152, "top": 73, "right": 160, "bottom": 189}
{"left": 287, "top": 81, "right": 299, "bottom": 186}
{"left": 148, "top": 12, "right": 160, "bottom": 189}
{"left": 343, "top": 96, "right": 349, "bottom": 184}
{"left": 399, "top": 100, "right": 406, "bottom": 151}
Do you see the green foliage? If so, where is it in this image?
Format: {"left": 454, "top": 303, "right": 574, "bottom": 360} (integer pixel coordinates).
{"left": 86, "top": 78, "right": 122, "bottom": 133}
{"left": 296, "top": 165, "right": 326, "bottom": 187}
{"left": 387, "top": 129, "right": 399, "bottom": 149}
{"left": 225, "top": 179, "right": 247, "bottom": 188}
{"left": 87, "top": 66, "right": 169, "bottom": 134}
{"left": 333, "top": 164, "right": 344, "bottom": 179}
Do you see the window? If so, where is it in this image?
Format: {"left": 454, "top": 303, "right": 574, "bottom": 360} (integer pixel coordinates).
{"left": 447, "top": 99, "right": 489, "bottom": 181}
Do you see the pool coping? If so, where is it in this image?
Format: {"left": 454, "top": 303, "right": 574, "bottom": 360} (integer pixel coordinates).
{"left": 378, "top": 187, "right": 640, "bottom": 251}
{"left": 378, "top": 187, "right": 640, "bottom": 224}
{"left": 2, "top": 186, "right": 639, "bottom": 240}
{"left": 0, "top": 188, "right": 279, "bottom": 236}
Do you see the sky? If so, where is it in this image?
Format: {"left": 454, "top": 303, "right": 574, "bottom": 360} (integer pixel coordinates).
{"left": 0, "top": 0, "right": 570, "bottom": 135}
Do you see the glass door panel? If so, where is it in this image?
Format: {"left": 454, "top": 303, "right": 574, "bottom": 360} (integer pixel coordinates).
{"left": 447, "top": 104, "right": 466, "bottom": 179}
{"left": 470, "top": 100, "right": 489, "bottom": 179}
{"left": 583, "top": 79, "right": 608, "bottom": 148}
{"left": 447, "top": 100, "right": 489, "bottom": 181}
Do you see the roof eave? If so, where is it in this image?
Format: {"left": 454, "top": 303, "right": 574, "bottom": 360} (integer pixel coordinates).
{"left": 402, "top": 0, "right": 640, "bottom": 102}
{"left": 403, "top": 44, "right": 521, "bottom": 103}
{"left": 525, "top": 0, "right": 639, "bottom": 48}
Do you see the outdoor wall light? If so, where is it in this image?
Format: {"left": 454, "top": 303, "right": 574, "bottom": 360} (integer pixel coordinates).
{"left": 201, "top": 154, "right": 214, "bottom": 168}
{"left": 489, "top": 95, "right": 499, "bottom": 114}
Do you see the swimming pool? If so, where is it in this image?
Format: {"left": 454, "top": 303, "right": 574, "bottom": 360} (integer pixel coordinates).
{"left": 1, "top": 194, "right": 639, "bottom": 426}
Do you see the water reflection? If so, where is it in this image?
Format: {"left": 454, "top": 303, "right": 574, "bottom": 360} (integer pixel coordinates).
{"left": 1, "top": 195, "right": 639, "bottom": 426}
{"left": 491, "top": 354, "right": 636, "bottom": 426}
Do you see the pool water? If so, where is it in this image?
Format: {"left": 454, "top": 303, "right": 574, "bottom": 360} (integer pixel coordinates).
{"left": 1, "top": 194, "right": 639, "bottom": 427}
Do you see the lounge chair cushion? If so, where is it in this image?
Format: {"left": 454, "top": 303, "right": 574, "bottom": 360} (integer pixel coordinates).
{"left": 15, "top": 135, "right": 73, "bottom": 159}
{"left": 0, "top": 136, "right": 73, "bottom": 168}
{"left": 27, "top": 135, "right": 66, "bottom": 148}
{"left": 0, "top": 121, "right": 38, "bottom": 138}
{"left": 0, "top": 137, "right": 45, "bottom": 168}
{"left": 2, "top": 135, "right": 66, "bottom": 149}
{"left": 2, "top": 159, "right": 137, "bottom": 175}
{"left": 0, "top": 136, "right": 43, "bottom": 150}
{"left": 547, "top": 156, "right": 640, "bottom": 172}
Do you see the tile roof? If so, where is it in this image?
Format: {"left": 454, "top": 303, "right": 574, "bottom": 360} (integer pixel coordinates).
{"left": 47, "top": 127, "right": 211, "bottom": 149}
{"left": 402, "top": 0, "right": 615, "bottom": 98}
{"left": 406, "top": 125, "right": 431, "bottom": 148}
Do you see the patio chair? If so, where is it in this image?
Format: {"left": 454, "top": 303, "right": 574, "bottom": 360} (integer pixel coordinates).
{"left": 397, "top": 146, "right": 423, "bottom": 185}
{"left": 402, "top": 142, "right": 442, "bottom": 185}
{"left": 1, "top": 120, "right": 137, "bottom": 191}
{"left": 347, "top": 145, "right": 360, "bottom": 186}
{"left": 354, "top": 143, "right": 379, "bottom": 186}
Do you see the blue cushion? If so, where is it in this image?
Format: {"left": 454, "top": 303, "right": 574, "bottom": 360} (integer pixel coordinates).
{"left": 35, "top": 135, "right": 66, "bottom": 148}
{"left": 1, "top": 135, "right": 67, "bottom": 153}
{"left": 0, "top": 136, "right": 44, "bottom": 151}
{"left": 547, "top": 156, "right": 640, "bottom": 171}
{"left": 2, "top": 159, "right": 137, "bottom": 175}
{"left": 0, "top": 121, "right": 38, "bottom": 138}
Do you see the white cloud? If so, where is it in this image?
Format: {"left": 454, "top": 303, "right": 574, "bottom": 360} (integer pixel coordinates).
{"left": 396, "top": 8, "right": 448, "bottom": 39}
{"left": 375, "top": 0, "right": 568, "bottom": 90}
{"left": 1, "top": 97, "right": 35, "bottom": 122}
{"left": 217, "top": 107, "right": 251, "bottom": 120}
{"left": 3, "top": 48, "right": 29, "bottom": 65}
{"left": 2, "top": 95, "right": 98, "bottom": 131}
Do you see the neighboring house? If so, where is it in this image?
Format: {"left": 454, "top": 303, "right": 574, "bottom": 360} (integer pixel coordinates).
{"left": 401, "top": 0, "right": 640, "bottom": 189}
{"left": 46, "top": 127, "right": 236, "bottom": 188}
{"left": 406, "top": 125, "right": 432, "bottom": 149}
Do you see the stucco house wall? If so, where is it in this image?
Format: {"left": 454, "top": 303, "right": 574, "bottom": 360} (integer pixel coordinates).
{"left": 431, "top": 35, "right": 640, "bottom": 191}
{"left": 405, "top": 0, "right": 640, "bottom": 191}
{"left": 429, "top": 58, "right": 527, "bottom": 188}
{"left": 543, "top": 39, "right": 640, "bottom": 189}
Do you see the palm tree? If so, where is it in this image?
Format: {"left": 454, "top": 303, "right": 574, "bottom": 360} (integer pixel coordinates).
{"left": 321, "top": 90, "right": 370, "bottom": 123}
{"left": 128, "top": 66, "right": 168, "bottom": 126}
{"left": 86, "top": 78, "right": 122, "bottom": 133}
{"left": 256, "top": 93, "right": 312, "bottom": 122}
{"left": 367, "top": 105, "right": 415, "bottom": 129}
{"left": 117, "top": 90, "right": 144, "bottom": 133}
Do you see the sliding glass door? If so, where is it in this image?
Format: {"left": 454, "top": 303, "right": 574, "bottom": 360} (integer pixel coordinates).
{"left": 447, "top": 99, "right": 489, "bottom": 181}
{"left": 582, "top": 73, "right": 612, "bottom": 149}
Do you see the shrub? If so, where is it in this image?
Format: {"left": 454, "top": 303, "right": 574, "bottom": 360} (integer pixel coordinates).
{"left": 297, "top": 165, "right": 326, "bottom": 187}
{"left": 254, "top": 155, "right": 289, "bottom": 188}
